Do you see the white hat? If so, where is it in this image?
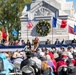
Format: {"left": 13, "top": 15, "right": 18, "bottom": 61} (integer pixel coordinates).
{"left": 46, "top": 55, "right": 51, "bottom": 60}
{"left": 39, "top": 52, "right": 44, "bottom": 57}
{"left": 54, "top": 53, "right": 59, "bottom": 59}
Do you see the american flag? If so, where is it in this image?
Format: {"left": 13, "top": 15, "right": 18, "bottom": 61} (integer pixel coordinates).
{"left": 27, "top": 19, "right": 33, "bottom": 29}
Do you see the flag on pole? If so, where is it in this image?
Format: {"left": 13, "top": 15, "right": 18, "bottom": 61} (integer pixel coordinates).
{"left": 24, "top": 4, "right": 31, "bottom": 12}
{"left": 27, "top": 19, "right": 33, "bottom": 29}
{"left": 68, "top": 25, "right": 74, "bottom": 34}
{"left": 52, "top": 17, "right": 57, "bottom": 28}
{"left": 52, "top": 17, "right": 67, "bottom": 28}
{"left": 60, "top": 20, "right": 67, "bottom": 28}
{"left": 2, "top": 28, "right": 7, "bottom": 40}
{"left": 22, "top": 4, "right": 31, "bottom": 15}
{"left": 74, "top": 25, "right": 76, "bottom": 34}
{"left": 12, "top": 29, "right": 18, "bottom": 37}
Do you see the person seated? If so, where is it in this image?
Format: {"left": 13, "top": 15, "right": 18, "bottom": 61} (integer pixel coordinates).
{"left": 0, "top": 53, "right": 13, "bottom": 75}
{"left": 30, "top": 52, "right": 42, "bottom": 75}
{"left": 56, "top": 52, "right": 68, "bottom": 71}
{"left": 45, "top": 53, "right": 54, "bottom": 68}
{"left": 72, "top": 51, "right": 76, "bottom": 66}
{"left": 45, "top": 39, "right": 51, "bottom": 45}
{"left": 57, "top": 52, "right": 68, "bottom": 75}
{"left": 67, "top": 59, "right": 76, "bottom": 75}
{"left": 41, "top": 61, "right": 53, "bottom": 75}
{"left": 20, "top": 51, "right": 39, "bottom": 75}
{"left": 54, "top": 39, "right": 60, "bottom": 45}
{"left": 71, "top": 38, "right": 76, "bottom": 44}
{"left": 61, "top": 39, "right": 66, "bottom": 45}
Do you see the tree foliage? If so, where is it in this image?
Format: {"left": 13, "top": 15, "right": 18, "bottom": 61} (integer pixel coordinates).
{"left": 0, "top": 0, "right": 32, "bottom": 40}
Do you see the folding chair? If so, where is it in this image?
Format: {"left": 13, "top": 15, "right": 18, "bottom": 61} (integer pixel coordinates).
{"left": 21, "top": 65, "right": 35, "bottom": 75}
{"left": 67, "top": 66, "right": 76, "bottom": 75}
{"left": 58, "top": 65, "right": 68, "bottom": 75}
{"left": 9, "top": 63, "right": 22, "bottom": 75}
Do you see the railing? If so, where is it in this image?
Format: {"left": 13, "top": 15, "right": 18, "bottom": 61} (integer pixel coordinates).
{"left": 0, "top": 43, "right": 76, "bottom": 52}
{"left": 38, "top": 44, "right": 76, "bottom": 48}
{"left": 0, "top": 45, "right": 25, "bottom": 52}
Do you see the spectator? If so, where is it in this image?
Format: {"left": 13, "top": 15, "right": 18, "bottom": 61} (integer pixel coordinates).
{"left": 45, "top": 39, "right": 51, "bottom": 45}
{"left": 0, "top": 53, "right": 13, "bottom": 75}
{"left": 56, "top": 52, "right": 68, "bottom": 71}
{"left": 31, "top": 52, "right": 42, "bottom": 75}
{"left": 41, "top": 47, "right": 47, "bottom": 52}
{"left": 18, "top": 39, "right": 23, "bottom": 46}
{"left": 26, "top": 39, "right": 31, "bottom": 50}
{"left": 15, "top": 40, "right": 19, "bottom": 46}
{"left": 60, "top": 46, "right": 66, "bottom": 52}
{"left": 46, "top": 54, "right": 54, "bottom": 69}
{"left": 20, "top": 51, "right": 39, "bottom": 75}
{"left": 67, "top": 59, "right": 76, "bottom": 75}
{"left": 31, "top": 52, "right": 42, "bottom": 69}
{"left": 21, "top": 40, "right": 25, "bottom": 45}
{"left": 13, "top": 50, "right": 22, "bottom": 59}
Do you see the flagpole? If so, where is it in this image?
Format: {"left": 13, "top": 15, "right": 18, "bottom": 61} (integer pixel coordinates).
{"left": 27, "top": 25, "right": 28, "bottom": 41}
{"left": 52, "top": 26, "right": 53, "bottom": 44}
{"left": 26, "top": 11, "right": 33, "bottom": 44}
{"left": 67, "top": 24, "right": 69, "bottom": 40}
{"left": 51, "top": 17, "right": 53, "bottom": 44}
{"left": 27, "top": 12, "right": 30, "bottom": 42}
{"left": 27, "top": 17, "right": 28, "bottom": 42}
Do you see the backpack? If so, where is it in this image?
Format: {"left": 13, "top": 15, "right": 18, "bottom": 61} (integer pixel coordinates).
{"left": 0, "top": 57, "right": 4, "bottom": 72}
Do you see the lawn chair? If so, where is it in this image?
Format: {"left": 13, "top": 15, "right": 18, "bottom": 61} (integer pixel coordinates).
{"left": 21, "top": 65, "right": 35, "bottom": 75}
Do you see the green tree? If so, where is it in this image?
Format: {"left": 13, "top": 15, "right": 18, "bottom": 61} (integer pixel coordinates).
{"left": 0, "top": 0, "right": 32, "bottom": 41}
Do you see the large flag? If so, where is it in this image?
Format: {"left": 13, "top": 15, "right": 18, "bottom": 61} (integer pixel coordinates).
{"left": 24, "top": 4, "right": 31, "bottom": 11}
{"left": 2, "top": 28, "right": 7, "bottom": 40}
{"left": 52, "top": 17, "right": 67, "bottom": 28}
{"left": 74, "top": 25, "right": 76, "bottom": 34}
{"left": 52, "top": 17, "right": 57, "bottom": 28}
{"left": 68, "top": 25, "right": 74, "bottom": 34}
{"left": 60, "top": 20, "right": 67, "bottom": 28}
{"left": 27, "top": 19, "right": 33, "bottom": 29}
{"left": 12, "top": 29, "right": 18, "bottom": 37}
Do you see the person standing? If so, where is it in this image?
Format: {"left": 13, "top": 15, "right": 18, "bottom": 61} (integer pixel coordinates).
{"left": 26, "top": 39, "right": 31, "bottom": 50}
{"left": 33, "top": 37, "right": 40, "bottom": 51}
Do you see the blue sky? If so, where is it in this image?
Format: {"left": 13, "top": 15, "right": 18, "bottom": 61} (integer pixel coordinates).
{"left": 66, "top": 0, "right": 76, "bottom": 9}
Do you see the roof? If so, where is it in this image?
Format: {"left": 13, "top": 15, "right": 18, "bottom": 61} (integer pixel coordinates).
{"left": 61, "top": 2, "right": 74, "bottom": 10}
{"left": 59, "top": 10, "right": 68, "bottom": 16}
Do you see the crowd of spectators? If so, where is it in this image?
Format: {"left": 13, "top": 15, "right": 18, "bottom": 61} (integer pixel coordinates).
{"left": 20, "top": 46, "right": 76, "bottom": 75}
{"left": 0, "top": 45, "right": 76, "bottom": 75}
{"left": 0, "top": 38, "right": 76, "bottom": 75}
